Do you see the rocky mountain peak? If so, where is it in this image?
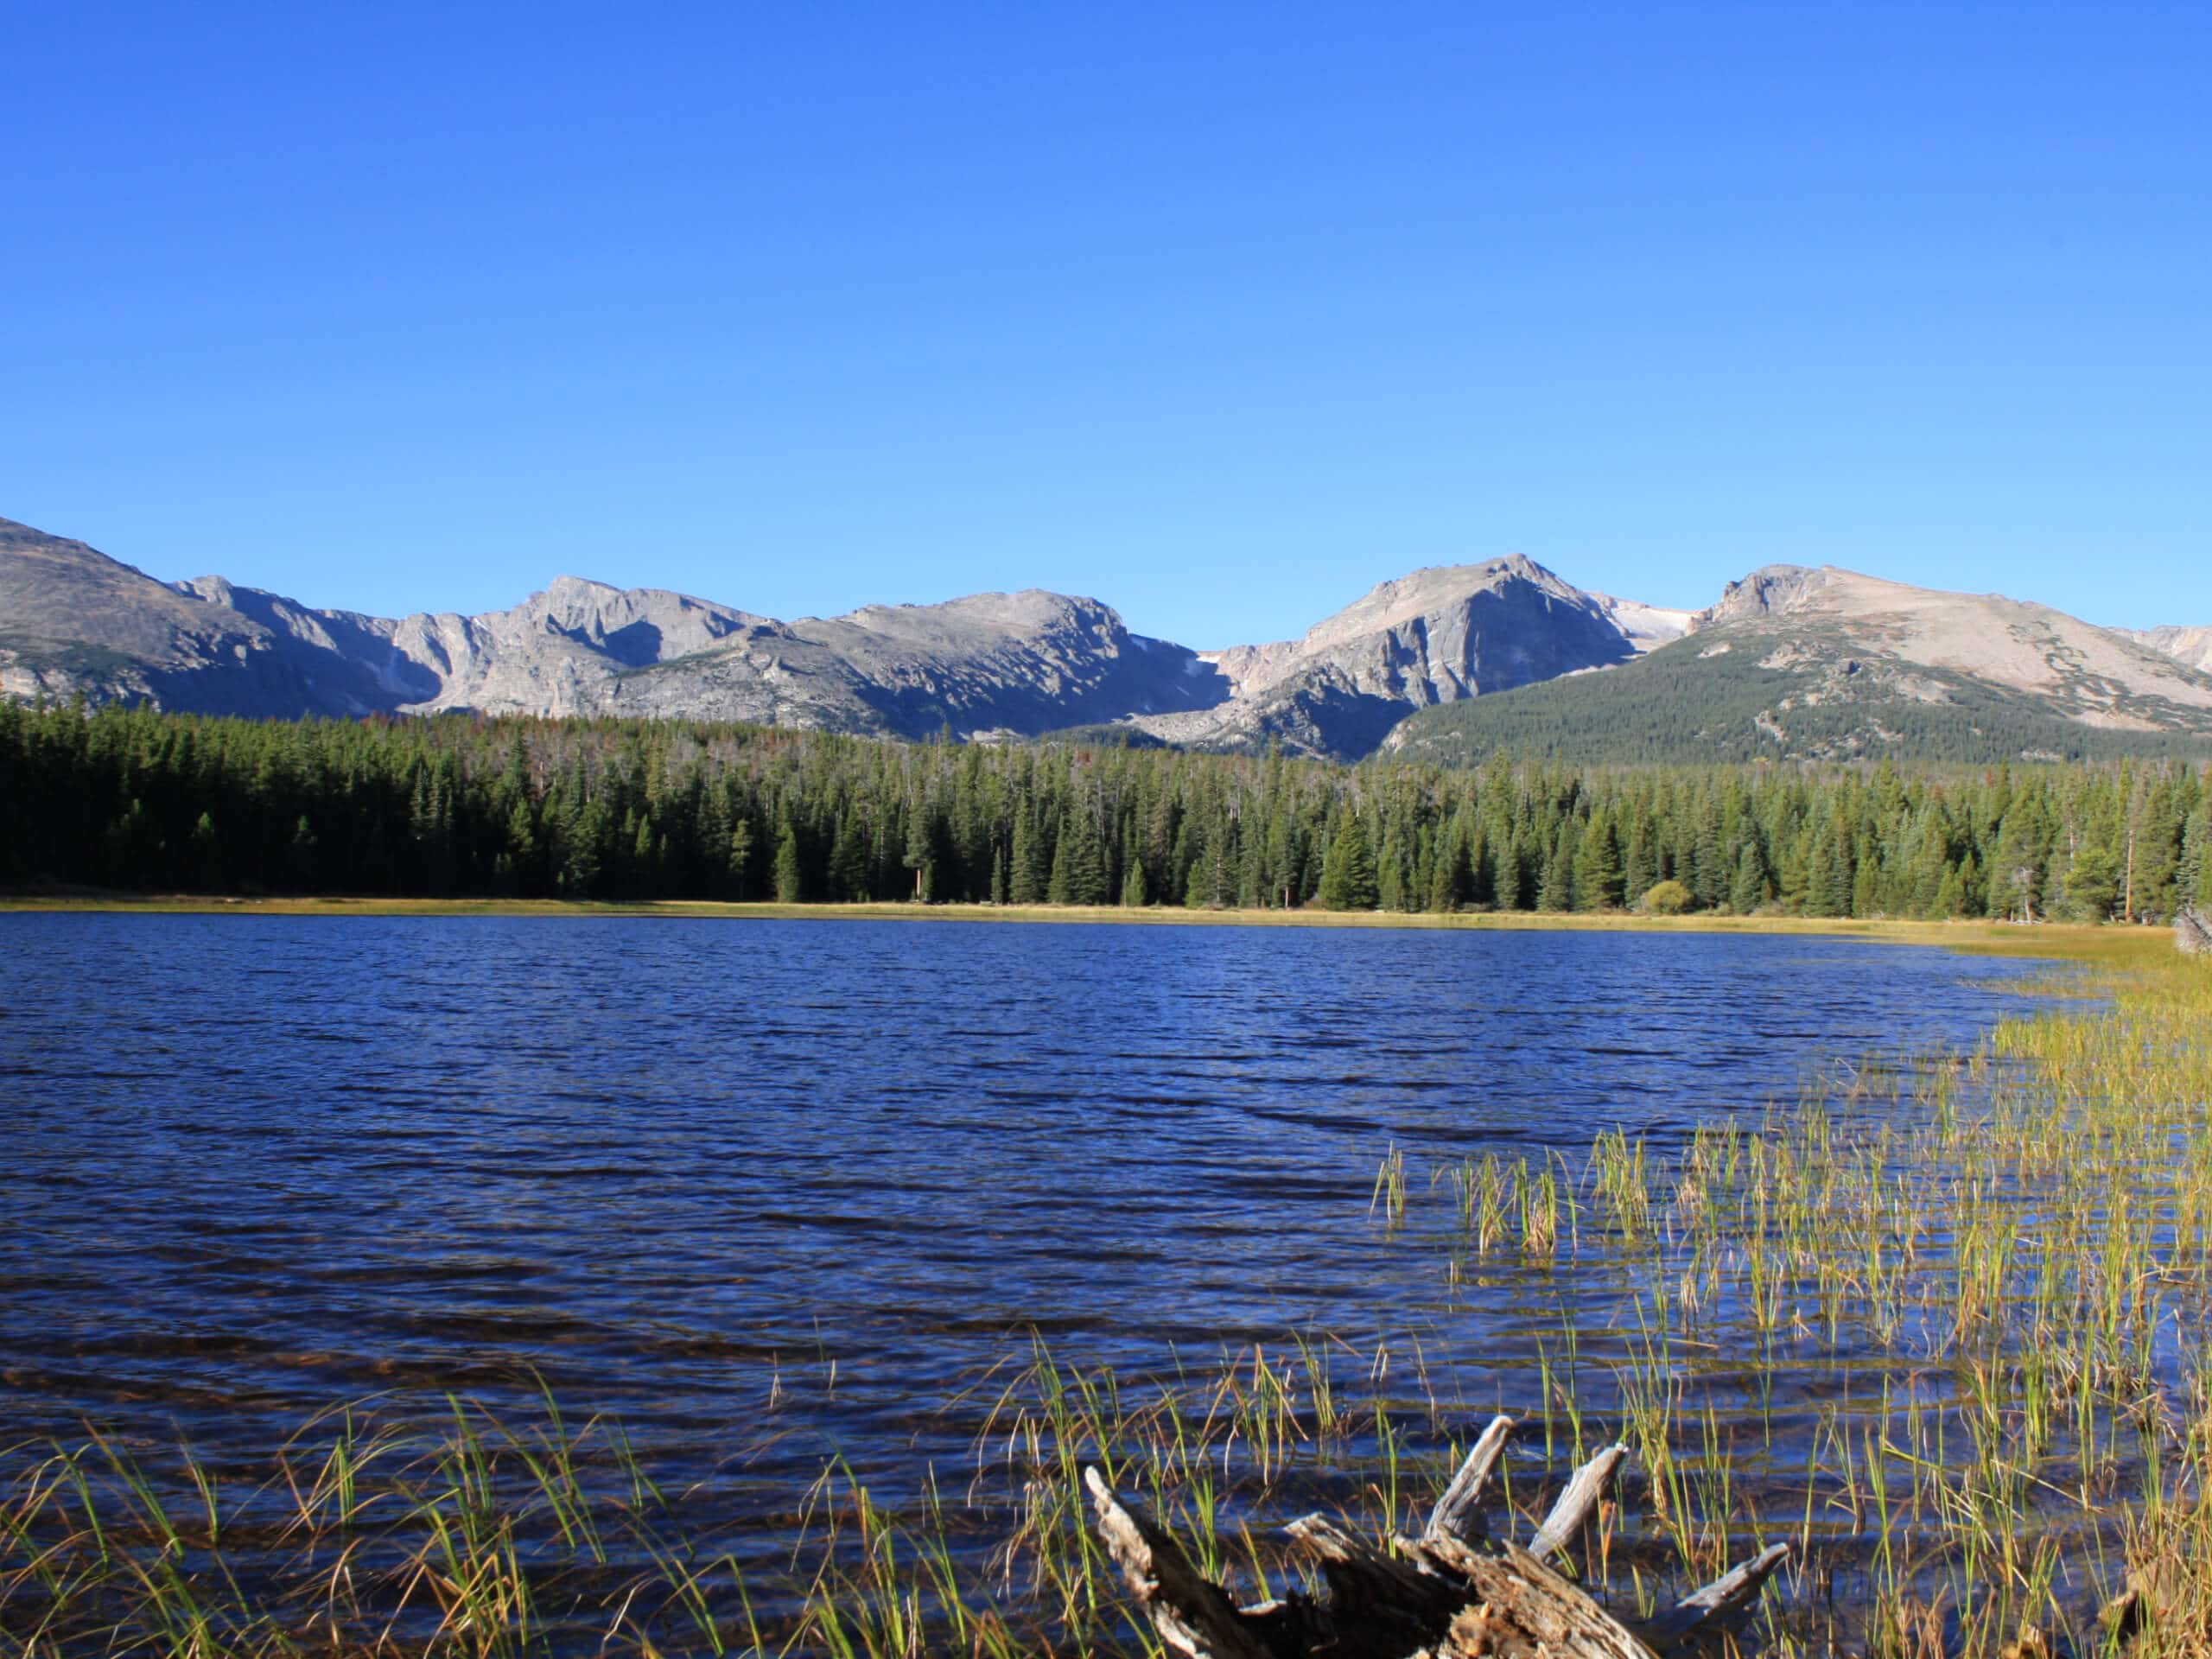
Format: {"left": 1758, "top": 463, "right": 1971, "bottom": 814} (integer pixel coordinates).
{"left": 1298, "top": 556, "right": 1575, "bottom": 650}
{"left": 44, "top": 510, "right": 2209, "bottom": 765}
{"left": 1691, "top": 564, "right": 1828, "bottom": 628}
{"left": 2131, "top": 625, "right": 2212, "bottom": 675}
{"left": 832, "top": 588, "right": 1128, "bottom": 646}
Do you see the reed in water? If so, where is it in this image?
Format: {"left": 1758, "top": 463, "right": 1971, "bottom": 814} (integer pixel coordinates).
{"left": 4, "top": 929, "right": 2209, "bottom": 1656}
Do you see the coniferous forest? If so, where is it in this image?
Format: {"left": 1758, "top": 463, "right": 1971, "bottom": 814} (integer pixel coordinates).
{"left": 3, "top": 699, "right": 2210, "bottom": 922}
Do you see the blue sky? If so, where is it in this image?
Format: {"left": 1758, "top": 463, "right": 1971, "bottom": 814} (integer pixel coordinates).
{"left": 5, "top": 3, "right": 2206, "bottom": 643}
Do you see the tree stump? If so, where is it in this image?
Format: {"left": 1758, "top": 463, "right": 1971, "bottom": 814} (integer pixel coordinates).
{"left": 1086, "top": 1415, "right": 1788, "bottom": 1659}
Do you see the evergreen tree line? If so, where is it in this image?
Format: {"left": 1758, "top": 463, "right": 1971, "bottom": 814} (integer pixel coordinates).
{"left": 4, "top": 700, "right": 2211, "bottom": 923}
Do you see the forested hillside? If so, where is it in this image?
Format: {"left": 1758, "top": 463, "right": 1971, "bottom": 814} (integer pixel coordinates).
{"left": 1387, "top": 628, "right": 2212, "bottom": 767}
{"left": 3, "top": 701, "right": 2209, "bottom": 923}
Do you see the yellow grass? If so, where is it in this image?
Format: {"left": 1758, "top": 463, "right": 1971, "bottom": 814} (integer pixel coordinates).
{"left": 0, "top": 887, "right": 2156, "bottom": 957}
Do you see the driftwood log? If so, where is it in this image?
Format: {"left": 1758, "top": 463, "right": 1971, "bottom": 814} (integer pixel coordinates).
{"left": 1086, "top": 1414, "right": 1789, "bottom": 1659}
{"left": 2179, "top": 905, "right": 2212, "bottom": 957}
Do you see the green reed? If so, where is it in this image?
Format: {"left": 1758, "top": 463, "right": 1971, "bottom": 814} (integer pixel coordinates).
{"left": 5, "top": 929, "right": 2210, "bottom": 1656}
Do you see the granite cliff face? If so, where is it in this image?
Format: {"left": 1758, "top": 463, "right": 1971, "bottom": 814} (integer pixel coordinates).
{"left": 592, "top": 588, "right": 1226, "bottom": 737}
{"left": 1128, "top": 556, "right": 1673, "bottom": 755}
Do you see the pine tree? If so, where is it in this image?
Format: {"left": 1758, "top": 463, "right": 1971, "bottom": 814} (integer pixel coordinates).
{"left": 1427, "top": 827, "right": 1468, "bottom": 913}
{"left": 1122, "top": 857, "right": 1148, "bottom": 907}
{"left": 631, "top": 812, "right": 658, "bottom": 896}
{"left": 902, "top": 803, "right": 933, "bottom": 901}
{"left": 505, "top": 798, "right": 538, "bottom": 887}
{"left": 728, "top": 818, "right": 754, "bottom": 900}
{"left": 1730, "top": 843, "right": 1768, "bottom": 914}
{"left": 2065, "top": 840, "right": 2120, "bottom": 920}
{"left": 1991, "top": 806, "right": 2046, "bottom": 921}
{"left": 1009, "top": 800, "right": 1046, "bottom": 905}
{"left": 1622, "top": 821, "right": 1651, "bottom": 901}
{"left": 1538, "top": 822, "right": 1574, "bottom": 912}
{"left": 773, "top": 822, "right": 804, "bottom": 904}
{"left": 562, "top": 792, "right": 608, "bottom": 896}
{"left": 1691, "top": 802, "right": 1726, "bottom": 909}
{"left": 1046, "top": 823, "right": 1072, "bottom": 905}
{"left": 1316, "top": 813, "right": 1379, "bottom": 911}
{"left": 1853, "top": 844, "right": 1884, "bottom": 918}
{"left": 1573, "top": 815, "right": 1624, "bottom": 911}
{"left": 831, "top": 813, "right": 870, "bottom": 900}
{"left": 1058, "top": 805, "right": 1109, "bottom": 905}
{"left": 1377, "top": 821, "right": 1408, "bottom": 912}
{"left": 2190, "top": 798, "right": 2212, "bottom": 907}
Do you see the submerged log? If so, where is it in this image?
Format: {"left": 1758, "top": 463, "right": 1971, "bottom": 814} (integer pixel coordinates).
{"left": 1085, "top": 1416, "right": 1789, "bottom": 1659}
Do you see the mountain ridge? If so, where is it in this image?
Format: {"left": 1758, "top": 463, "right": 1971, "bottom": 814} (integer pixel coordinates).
{"left": 3, "top": 512, "right": 2207, "bottom": 764}
{"left": 1385, "top": 563, "right": 2212, "bottom": 766}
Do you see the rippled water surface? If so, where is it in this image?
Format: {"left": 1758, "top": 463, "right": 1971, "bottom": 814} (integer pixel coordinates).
{"left": 0, "top": 915, "right": 2050, "bottom": 1488}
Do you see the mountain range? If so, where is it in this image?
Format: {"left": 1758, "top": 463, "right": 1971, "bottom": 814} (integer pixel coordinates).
{"left": 3, "top": 512, "right": 2206, "bottom": 765}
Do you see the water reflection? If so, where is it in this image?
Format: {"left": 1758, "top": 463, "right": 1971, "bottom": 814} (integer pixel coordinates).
{"left": 0, "top": 915, "right": 2053, "bottom": 1497}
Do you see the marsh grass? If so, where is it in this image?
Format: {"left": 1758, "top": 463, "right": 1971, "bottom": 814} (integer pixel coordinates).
{"left": 6, "top": 931, "right": 2211, "bottom": 1656}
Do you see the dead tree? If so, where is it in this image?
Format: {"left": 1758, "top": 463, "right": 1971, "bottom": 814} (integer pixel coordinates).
{"left": 2178, "top": 905, "right": 2211, "bottom": 957}
{"left": 1086, "top": 1414, "right": 1787, "bottom": 1659}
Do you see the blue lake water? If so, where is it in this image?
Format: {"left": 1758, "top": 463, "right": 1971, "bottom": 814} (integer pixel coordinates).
{"left": 0, "top": 914, "right": 2055, "bottom": 1503}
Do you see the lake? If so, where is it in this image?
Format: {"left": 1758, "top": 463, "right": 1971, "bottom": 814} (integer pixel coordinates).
{"left": 0, "top": 915, "right": 2049, "bottom": 1504}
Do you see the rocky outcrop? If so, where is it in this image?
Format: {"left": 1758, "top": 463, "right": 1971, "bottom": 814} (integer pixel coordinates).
{"left": 1126, "top": 557, "right": 1650, "bottom": 756}
{"left": 599, "top": 589, "right": 1229, "bottom": 738}
{"left": 2133, "top": 626, "right": 2212, "bottom": 676}
{"left": 1688, "top": 563, "right": 1829, "bottom": 627}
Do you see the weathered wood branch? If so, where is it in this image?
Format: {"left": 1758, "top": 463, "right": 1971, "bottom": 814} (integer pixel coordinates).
{"left": 1084, "top": 1465, "right": 1282, "bottom": 1659}
{"left": 1085, "top": 1422, "right": 1790, "bottom": 1659}
{"left": 1529, "top": 1440, "right": 1627, "bottom": 1562}
{"left": 1424, "top": 1413, "right": 1514, "bottom": 1546}
{"left": 1633, "top": 1541, "right": 1791, "bottom": 1652}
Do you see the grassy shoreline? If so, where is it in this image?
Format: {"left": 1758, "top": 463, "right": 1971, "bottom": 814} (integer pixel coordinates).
{"left": 0, "top": 887, "right": 2153, "bottom": 954}
{"left": 3, "top": 912, "right": 2204, "bottom": 1656}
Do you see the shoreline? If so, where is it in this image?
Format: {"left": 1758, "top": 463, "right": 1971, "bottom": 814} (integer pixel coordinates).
{"left": 0, "top": 890, "right": 2159, "bottom": 962}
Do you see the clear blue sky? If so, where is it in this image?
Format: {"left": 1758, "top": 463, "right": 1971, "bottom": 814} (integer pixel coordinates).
{"left": 5, "top": 3, "right": 2206, "bottom": 643}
